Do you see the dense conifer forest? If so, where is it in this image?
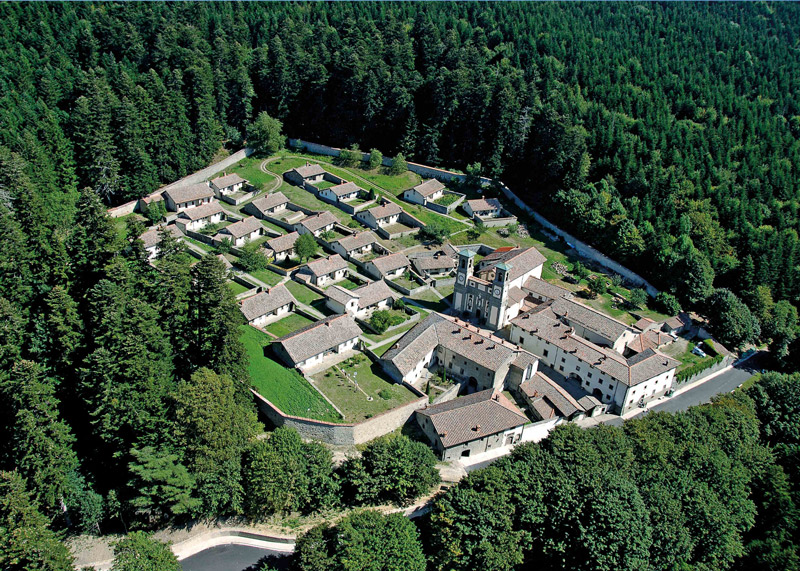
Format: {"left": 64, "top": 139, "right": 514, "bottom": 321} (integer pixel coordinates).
{"left": 1, "top": 3, "right": 800, "bottom": 570}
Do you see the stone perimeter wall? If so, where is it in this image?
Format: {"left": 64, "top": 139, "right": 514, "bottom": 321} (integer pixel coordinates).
{"left": 289, "top": 138, "right": 659, "bottom": 296}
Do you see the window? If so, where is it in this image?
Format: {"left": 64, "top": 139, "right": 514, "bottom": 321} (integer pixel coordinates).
{"left": 587, "top": 372, "right": 592, "bottom": 378}
{"left": 576, "top": 366, "right": 581, "bottom": 371}
{"left": 608, "top": 383, "right": 613, "bottom": 389}
{"left": 559, "top": 366, "right": 564, "bottom": 372}
{"left": 543, "top": 349, "right": 549, "bottom": 357}
{"left": 561, "top": 357, "right": 566, "bottom": 363}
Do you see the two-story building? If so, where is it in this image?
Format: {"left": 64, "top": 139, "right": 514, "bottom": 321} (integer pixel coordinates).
{"left": 356, "top": 202, "right": 402, "bottom": 229}
{"left": 175, "top": 201, "right": 224, "bottom": 232}
{"left": 210, "top": 173, "right": 248, "bottom": 197}
{"left": 380, "top": 312, "right": 538, "bottom": 391}
{"left": 301, "top": 254, "right": 348, "bottom": 287}
{"left": 272, "top": 314, "right": 362, "bottom": 371}
{"left": 239, "top": 284, "right": 297, "bottom": 327}
{"left": 325, "top": 279, "right": 397, "bottom": 319}
{"left": 319, "top": 181, "right": 361, "bottom": 203}
{"left": 214, "top": 216, "right": 262, "bottom": 247}
{"left": 163, "top": 183, "right": 215, "bottom": 212}
{"left": 265, "top": 232, "right": 299, "bottom": 262}
{"left": 294, "top": 211, "right": 338, "bottom": 237}
{"left": 364, "top": 252, "right": 410, "bottom": 280}
{"left": 330, "top": 231, "right": 379, "bottom": 260}
{"left": 243, "top": 192, "right": 290, "bottom": 219}
{"left": 403, "top": 179, "right": 445, "bottom": 206}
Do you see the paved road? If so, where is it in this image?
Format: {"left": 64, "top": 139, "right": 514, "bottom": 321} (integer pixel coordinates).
{"left": 180, "top": 545, "right": 291, "bottom": 571}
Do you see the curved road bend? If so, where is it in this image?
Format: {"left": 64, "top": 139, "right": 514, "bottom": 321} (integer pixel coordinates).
{"left": 180, "top": 545, "right": 292, "bottom": 571}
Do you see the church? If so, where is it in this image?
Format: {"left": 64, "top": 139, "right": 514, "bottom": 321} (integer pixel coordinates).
{"left": 453, "top": 246, "right": 546, "bottom": 330}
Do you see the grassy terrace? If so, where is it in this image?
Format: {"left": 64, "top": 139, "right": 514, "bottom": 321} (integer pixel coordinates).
{"left": 433, "top": 193, "right": 462, "bottom": 206}
{"left": 247, "top": 268, "right": 282, "bottom": 286}
{"left": 402, "top": 203, "right": 468, "bottom": 233}
{"left": 408, "top": 288, "right": 450, "bottom": 313}
{"left": 363, "top": 321, "right": 417, "bottom": 343}
{"left": 226, "top": 280, "right": 251, "bottom": 296}
{"left": 285, "top": 280, "right": 323, "bottom": 305}
{"left": 241, "top": 325, "right": 340, "bottom": 422}
{"left": 183, "top": 236, "right": 215, "bottom": 253}
{"left": 229, "top": 157, "right": 279, "bottom": 191}
{"left": 310, "top": 353, "right": 418, "bottom": 422}
{"left": 264, "top": 313, "right": 316, "bottom": 338}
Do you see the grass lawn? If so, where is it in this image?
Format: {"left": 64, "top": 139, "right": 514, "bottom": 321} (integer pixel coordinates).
{"left": 332, "top": 278, "right": 361, "bottom": 290}
{"left": 363, "top": 321, "right": 417, "bottom": 343}
{"left": 436, "top": 284, "right": 455, "bottom": 298}
{"left": 370, "top": 341, "right": 397, "bottom": 357}
{"left": 391, "top": 275, "right": 420, "bottom": 290}
{"left": 661, "top": 338, "right": 706, "bottom": 372}
{"left": 240, "top": 325, "right": 340, "bottom": 422}
{"left": 183, "top": 236, "right": 216, "bottom": 253}
{"left": 277, "top": 183, "right": 353, "bottom": 225}
{"left": 310, "top": 354, "right": 418, "bottom": 422}
{"left": 259, "top": 219, "right": 286, "bottom": 235}
{"left": 230, "top": 156, "right": 279, "bottom": 190}
{"left": 227, "top": 280, "right": 251, "bottom": 296}
{"left": 285, "top": 280, "right": 323, "bottom": 305}
{"left": 409, "top": 288, "right": 449, "bottom": 313}
{"left": 350, "top": 167, "right": 421, "bottom": 194}
{"left": 247, "top": 268, "right": 283, "bottom": 286}
{"left": 314, "top": 180, "right": 336, "bottom": 190}
{"left": 264, "top": 313, "right": 316, "bottom": 338}
{"left": 433, "top": 193, "right": 462, "bottom": 207}
{"left": 403, "top": 203, "right": 468, "bottom": 233}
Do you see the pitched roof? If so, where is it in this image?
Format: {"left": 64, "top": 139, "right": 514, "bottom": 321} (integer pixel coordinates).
{"left": 216, "top": 254, "right": 233, "bottom": 270}
{"left": 177, "top": 201, "right": 224, "bottom": 221}
{"left": 334, "top": 231, "right": 378, "bottom": 252}
{"left": 211, "top": 173, "right": 247, "bottom": 189}
{"left": 273, "top": 314, "right": 362, "bottom": 364}
{"left": 220, "top": 216, "right": 261, "bottom": 239}
{"left": 328, "top": 181, "right": 361, "bottom": 197}
{"left": 412, "top": 254, "right": 455, "bottom": 273}
{"left": 467, "top": 198, "right": 502, "bottom": 212}
{"left": 520, "top": 371, "right": 584, "bottom": 419}
{"left": 478, "top": 247, "right": 546, "bottom": 282}
{"left": 511, "top": 306, "right": 679, "bottom": 386}
{"left": 382, "top": 313, "right": 533, "bottom": 378}
{"left": 508, "top": 286, "right": 527, "bottom": 305}
{"left": 634, "top": 317, "right": 656, "bottom": 331}
{"left": 413, "top": 179, "right": 446, "bottom": 197}
{"left": 325, "top": 284, "right": 358, "bottom": 306}
{"left": 298, "top": 211, "right": 337, "bottom": 233}
{"left": 266, "top": 231, "right": 299, "bottom": 253}
{"left": 370, "top": 252, "right": 410, "bottom": 275}
{"left": 522, "top": 277, "right": 573, "bottom": 301}
{"left": 352, "top": 279, "right": 397, "bottom": 309}
{"left": 305, "top": 254, "right": 348, "bottom": 278}
{"left": 292, "top": 164, "right": 327, "bottom": 179}
{"left": 366, "top": 202, "right": 402, "bottom": 221}
{"left": 140, "top": 225, "right": 183, "bottom": 249}
{"left": 664, "top": 313, "right": 692, "bottom": 330}
{"left": 164, "top": 183, "right": 214, "bottom": 204}
{"left": 549, "top": 296, "right": 630, "bottom": 344}
{"left": 417, "top": 389, "right": 528, "bottom": 448}
{"left": 240, "top": 284, "right": 296, "bottom": 322}
{"left": 249, "top": 192, "right": 289, "bottom": 214}
{"left": 626, "top": 330, "right": 673, "bottom": 354}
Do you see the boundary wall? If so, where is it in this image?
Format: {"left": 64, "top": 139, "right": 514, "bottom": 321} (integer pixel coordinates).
{"left": 288, "top": 139, "right": 659, "bottom": 296}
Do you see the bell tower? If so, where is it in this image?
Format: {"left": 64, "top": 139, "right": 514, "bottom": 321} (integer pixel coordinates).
{"left": 488, "top": 262, "right": 511, "bottom": 329}
{"left": 453, "top": 249, "right": 476, "bottom": 314}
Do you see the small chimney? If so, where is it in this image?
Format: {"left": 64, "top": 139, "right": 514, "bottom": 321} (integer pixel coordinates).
{"left": 473, "top": 425, "right": 481, "bottom": 432}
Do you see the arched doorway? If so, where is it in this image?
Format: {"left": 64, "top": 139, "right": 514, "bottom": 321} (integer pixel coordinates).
{"left": 468, "top": 377, "right": 478, "bottom": 391}
{"left": 592, "top": 388, "right": 603, "bottom": 400}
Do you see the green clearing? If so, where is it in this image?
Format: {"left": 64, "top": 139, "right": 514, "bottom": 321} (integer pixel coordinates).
{"left": 247, "top": 268, "right": 283, "bottom": 286}
{"left": 310, "top": 353, "right": 418, "bottom": 422}
{"left": 402, "top": 203, "right": 468, "bottom": 233}
{"left": 241, "top": 325, "right": 340, "bottom": 422}
{"left": 264, "top": 313, "right": 316, "bottom": 338}
{"left": 350, "top": 167, "right": 420, "bottom": 194}
{"left": 433, "top": 193, "right": 462, "bottom": 207}
{"left": 276, "top": 183, "right": 353, "bottom": 225}
{"left": 285, "top": 280, "right": 323, "bottom": 305}
{"left": 363, "top": 321, "right": 417, "bottom": 343}
{"left": 333, "top": 277, "right": 362, "bottom": 291}
{"left": 226, "top": 280, "right": 251, "bottom": 296}
{"left": 409, "top": 288, "right": 449, "bottom": 313}
{"left": 230, "top": 156, "right": 279, "bottom": 190}
{"left": 314, "top": 180, "right": 336, "bottom": 190}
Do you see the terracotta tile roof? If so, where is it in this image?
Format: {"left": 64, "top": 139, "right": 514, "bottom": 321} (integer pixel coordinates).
{"left": 177, "top": 201, "right": 224, "bottom": 221}
{"left": 508, "top": 286, "right": 527, "bottom": 305}
{"left": 334, "top": 231, "right": 378, "bottom": 252}
{"left": 412, "top": 254, "right": 455, "bottom": 273}
{"left": 216, "top": 254, "right": 233, "bottom": 270}
{"left": 328, "top": 181, "right": 361, "bottom": 197}
{"left": 211, "top": 173, "right": 247, "bottom": 189}
{"left": 292, "top": 164, "right": 327, "bottom": 179}
{"left": 366, "top": 202, "right": 402, "bottom": 221}
{"left": 305, "top": 254, "right": 348, "bottom": 278}
{"left": 370, "top": 252, "right": 410, "bottom": 276}
{"left": 164, "top": 183, "right": 214, "bottom": 205}
{"left": 626, "top": 330, "right": 673, "bottom": 354}
{"left": 220, "top": 216, "right": 261, "bottom": 239}
{"left": 417, "top": 389, "right": 528, "bottom": 448}
{"left": 467, "top": 198, "right": 502, "bottom": 212}
{"left": 239, "top": 284, "right": 296, "bottom": 322}
{"left": 352, "top": 279, "right": 397, "bottom": 309}
{"left": 633, "top": 317, "right": 656, "bottom": 331}
{"left": 140, "top": 224, "right": 183, "bottom": 249}
{"left": 549, "top": 297, "right": 630, "bottom": 344}
{"left": 273, "top": 314, "right": 361, "bottom": 364}
{"left": 297, "top": 211, "right": 337, "bottom": 233}
{"left": 325, "top": 285, "right": 358, "bottom": 306}
{"left": 413, "top": 179, "right": 446, "bottom": 197}
{"left": 249, "top": 192, "right": 289, "bottom": 214}
{"left": 266, "top": 231, "right": 299, "bottom": 253}
{"left": 664, "top": 313, "right": 691, "bottom": 330}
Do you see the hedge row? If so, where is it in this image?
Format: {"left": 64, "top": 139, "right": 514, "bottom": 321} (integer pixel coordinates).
{"left": 676, "top": 354, "right": 725, "bottom": 383}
